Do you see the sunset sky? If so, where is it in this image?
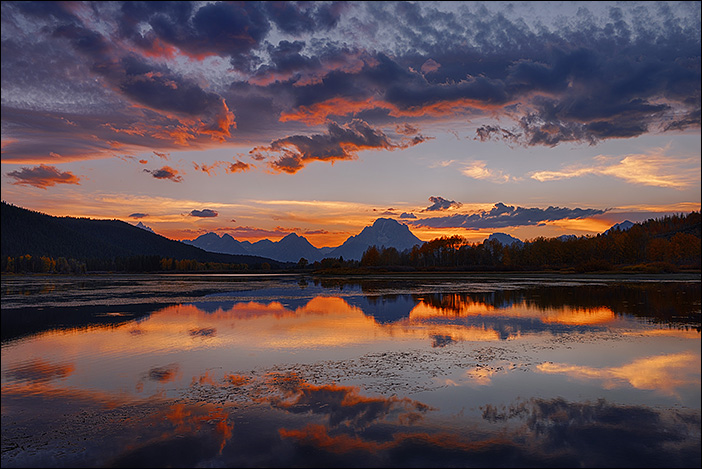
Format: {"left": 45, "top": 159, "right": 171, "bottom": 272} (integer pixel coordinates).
{"left": 1, "top": 1, "right": 700, "bottom": 247}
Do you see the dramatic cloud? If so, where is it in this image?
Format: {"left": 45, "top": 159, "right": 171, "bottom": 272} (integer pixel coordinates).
{"left": 190, "top": 209, "right": 218, "bottom": 218}
{"left": 424, "top": 196, "right": 461, "bottom": 212}
{"left": 250, "top": 119, "right": 426, "bottom": 174}
{"left": 227, "top": 160, "right": 252, "bottom": 173}
{"left": 411, "top": 202, "right": 607, "bottom": 229}
{"left": 6, "top": 164, "right": 81, "bottom": 189}
{"left": 129, "top": 212, "right": 148, "bottom": 219}
{"left": 144, "top": 166, "right": 183, "bottom": 182}
{"left": 1, "top": 2, "right": 699, "bottom": 167}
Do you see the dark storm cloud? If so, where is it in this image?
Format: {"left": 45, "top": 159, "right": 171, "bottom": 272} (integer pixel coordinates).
{"left": 424, "top": 196, "right": 461, "bottom": 212}
{"left": 117, "top": 56, "right": 225, "bottom": 117}
{"left": 6, "top": 164, "right": 81, "bottom": 189}
{"left": 190, "top": 209, "right": 218, "bottom": 218}
{"left": 264, "top": 1, "right": 346, "bottom": 36}
{"left": 118, "top": 1, "right": 269, "bottom": 60}
{"left": 1, "top": 2, "right": 699, "bottom": 165}
{"left": 411, "top": 202, "right": 607, "bottom": 229}
{"left": 143, "top": 166, "right": 183, "bottom": 182}
{"left": 250, "top": 119, "right": 425, "bottom": 173}
{"left": 268, "top": 2, "right": 700, "bottom": 145}
{"left": 3, "top": 2, "right": 235, "bottom": 151}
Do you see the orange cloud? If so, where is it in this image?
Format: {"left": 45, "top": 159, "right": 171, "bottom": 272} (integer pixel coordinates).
{"left": 280, "top": 96, "right": 506, "bottom": 126}
{"left": 144, "top": 165, "right": 184, "bottom": 182}
{"left": 199, "top": 99, "right": 236, "bottom": 142}
{"left": 6, "top": 164, "right": 82, "bottom": 189}
{"left": 227, "top": 160, "right": 252, "bottom": 173}
{"left": 279, "top": 423, "right": 515, "bottom": 456}
{"left": 280, "top": 424, "right": 382, "bottom": 453}
{"left": 162, "top": 403, "right": 233, "bottom": 454}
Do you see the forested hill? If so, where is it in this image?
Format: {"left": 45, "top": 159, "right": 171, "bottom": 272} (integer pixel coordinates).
{"left": 0, "top": 202, "right": 286, "bottom": 268}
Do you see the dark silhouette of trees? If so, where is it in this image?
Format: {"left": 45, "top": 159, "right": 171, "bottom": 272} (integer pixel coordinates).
{"left": 357, "top": 212, "right": 701, "bottom": 272}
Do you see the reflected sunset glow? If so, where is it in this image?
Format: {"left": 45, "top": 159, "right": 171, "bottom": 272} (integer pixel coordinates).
{"left": 537, "top": 351, "right": 701, "bottom": 396}
{"left": 1, "top": 275, "right": 699, "bottom": 468}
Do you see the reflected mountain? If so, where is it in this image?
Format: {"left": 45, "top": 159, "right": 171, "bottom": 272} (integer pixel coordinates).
{"left": 344, "top": 294, "right": 419, "bottom": 324}
{"left": 3, "top": 279, "right": 698, "bottom": 347}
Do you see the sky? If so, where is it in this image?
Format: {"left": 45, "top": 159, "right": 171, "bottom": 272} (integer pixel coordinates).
{"left": 1, "top": 1, "right": 700, "bottom": 248}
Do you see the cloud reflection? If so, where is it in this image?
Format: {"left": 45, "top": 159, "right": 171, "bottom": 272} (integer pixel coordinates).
{"left": 263, "top": 372, "right": 432, "bottom": 429}
{"left": 537, "top": 351, "right": 701, "bottom": 396}
{"left": 3, "top": 358, "right": 75, "bottom": 384}
{"left": 482, "top": 397, "right": 701, "bottom": 468}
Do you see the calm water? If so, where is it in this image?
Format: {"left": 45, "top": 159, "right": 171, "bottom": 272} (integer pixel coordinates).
{"left": 1, "top": 273, "right": 700, "bottom": 468}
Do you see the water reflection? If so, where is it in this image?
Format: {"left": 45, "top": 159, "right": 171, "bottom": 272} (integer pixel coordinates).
{"left": 538, "top": 351, "right": 701, "bottom": 396}
{"left": 2, "top": 276, "right": 700, "bottom": 468}
{"left": 4, "top": 358, "right": 75, "bottom": 384}
{"left": 3, "top": 371, "right": 699, "bottom": 468}
{"left": 2, "top": 281, "right": 699, "bottom": 346}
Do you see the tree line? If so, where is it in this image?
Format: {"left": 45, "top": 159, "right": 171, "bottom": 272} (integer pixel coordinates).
{"left": 358, "top": 212, "right": 700, "bottom": 272}
{"left": 3, "top": 212, "right": 699, "bottom": 274}
{"left": 1, "top": 254, "right": 256, "bottom": 274}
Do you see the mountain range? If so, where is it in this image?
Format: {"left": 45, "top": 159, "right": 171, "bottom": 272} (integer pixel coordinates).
{"left": 3, "top": 200, "right": 648, "bottom": 267}
{"left": 182, "top": 218, "right": 424, "bottom": 262}
{"left": 0, "top": 201, "right": 287, "bottom": 268}
{"left": 181, "top": 218, "right": 643, "bottom": 262}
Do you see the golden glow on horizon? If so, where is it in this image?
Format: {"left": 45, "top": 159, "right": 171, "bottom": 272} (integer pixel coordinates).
{"left": 2, "top": 295, "right": 631, "bottom": 371}
{"left": 2, "top": 179, "right": 698, "bottom": 246}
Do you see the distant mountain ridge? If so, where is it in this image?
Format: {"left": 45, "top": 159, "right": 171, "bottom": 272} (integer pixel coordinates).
{"left": 487, "top": 232, "right": 523, "bottom": 246}
{"left": 184, "top": 218, "right": 424, "bottom": 262}
{"left": 0, "top": 202, "right": 286, "bottom": 268}
{"left": 605, "top": 220, "right": 635, "bottom": 234}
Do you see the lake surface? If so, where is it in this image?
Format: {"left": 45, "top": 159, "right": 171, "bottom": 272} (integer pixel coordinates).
{"left": 1, "top": 273, "right": 700, "bottom": 468}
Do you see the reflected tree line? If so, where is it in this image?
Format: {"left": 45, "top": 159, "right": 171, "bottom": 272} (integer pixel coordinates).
{"left": 3, "top": 280, "right": 698, "bottom": 344}
{"left": 418, "top": 284, "right": 701, "bottom": 330}
{"left": 313, "top": 277, "right": 701, "bottom": 330}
